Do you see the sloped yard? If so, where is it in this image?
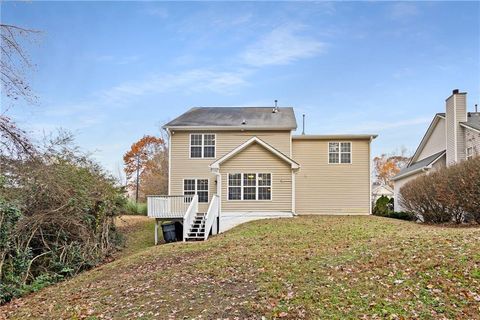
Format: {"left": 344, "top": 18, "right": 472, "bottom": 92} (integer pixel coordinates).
{"left": 1, "top": 216, "right": 479, "bottom": 319}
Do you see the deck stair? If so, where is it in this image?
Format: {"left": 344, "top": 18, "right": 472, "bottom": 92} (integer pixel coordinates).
{"left": 185, "top": 212, "right": 207, "bottom": 241}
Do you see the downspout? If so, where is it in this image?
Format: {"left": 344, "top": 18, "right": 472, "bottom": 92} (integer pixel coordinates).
{"left": 369, "top": 136, "right": 373, "bottom": 215}
{"left": 166, "top": 128, "right": 172, "bottom": 195}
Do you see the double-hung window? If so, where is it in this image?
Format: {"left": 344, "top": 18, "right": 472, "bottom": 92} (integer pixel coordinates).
{"left": 329, "top": 142, "right": 352, "bottom": 164}
{"left": 466, "top": 147, "right": 474, "bottom": 160}
{"left": 190, "top": 134, "right": 215, "bottom": 158}
{"left": 228, "top": 173, "right": 272, "bottom": 201}
{"left": 183, "top": 179, "right": 209, "bottom": 203}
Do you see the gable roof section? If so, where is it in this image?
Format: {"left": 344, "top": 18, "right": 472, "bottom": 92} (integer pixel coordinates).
{"left": 210, "top": 136, "right": 300, "bottom": 170}
{"left": 460, "top": 112, "right": 480, "bottom": 133}
{"left": 164, "top": 107, "right": 297, "bottom": 130}
{"left": 372, "top": 184, "right": 394, "bottom": 195}
{"left": 392, "top": 150, "right": 445, "bottom": 181}
{"left": 408, "top": 113, "right": 445, "bottom": 165}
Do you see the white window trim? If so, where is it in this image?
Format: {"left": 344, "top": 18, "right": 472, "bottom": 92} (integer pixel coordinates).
{"left": 466, "top": 146, "right": 474, "bottom": 160}
{"left": 182, "top": 178, "right": 210, "bottom": 203}
{"left": 227, "top": 172, "right": 272, "bottom": 201}
{"left": 328, "top": 141, "right": 353, "bottom": 164}
{"left": 189, "top": 133, "right": 216, "bottom": 159}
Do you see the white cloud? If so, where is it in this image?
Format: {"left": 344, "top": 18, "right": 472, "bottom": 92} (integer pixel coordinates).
{"left": 393, "top": 67, "right": 414, "bottom": 79}
{"left": 100, "top": 69, "right": 250, "bottom": 105}
{"left": 143, "top": 7, "right": 169, "bottom": 19}
{"left": 40, "top": 68, "right": 250, "bottom": 132}
{"left": 242, "top": 25, "right": 326, "bottom": 67}
{"left": 341, "top": 116, "right": 432, "bottom": 133}
{"left": 389, "top": 3, "right": 419, "bottom": 20}
{"left": 90, "top": 54, "right": 141, "bottom": 65}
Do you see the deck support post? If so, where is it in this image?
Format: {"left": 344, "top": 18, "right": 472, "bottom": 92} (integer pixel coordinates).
{"left": 154, "top": 219, "right": 159, "bottom": 245}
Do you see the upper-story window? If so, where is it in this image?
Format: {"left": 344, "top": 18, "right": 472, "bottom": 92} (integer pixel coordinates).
{"left": 190, "top": 133, "right": 215, "bottom": 158}
{"left": 329, "top": 142, "right": 352, "bottom": 164}
{"left": 466, "top": 147, "right": 474, "bottom": 160}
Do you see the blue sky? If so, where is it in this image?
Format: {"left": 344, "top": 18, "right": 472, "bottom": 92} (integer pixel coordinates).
{"left": 2, "top": 1, "right": 479, "bottom": 176}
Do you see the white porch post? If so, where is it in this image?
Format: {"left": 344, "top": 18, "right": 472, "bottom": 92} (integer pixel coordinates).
{"left": 213, "top": 170, "right": 221, "bottom": 235}
{"left": 154, "top": 219, "right": 159, "bottom": 245}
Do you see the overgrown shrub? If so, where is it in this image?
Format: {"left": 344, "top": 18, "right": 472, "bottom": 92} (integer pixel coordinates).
{"left": 400, "top": 157, "right": 480, "bottom": 224}
{"left": 0, "top": 133, "right": 126, "bottom": 304}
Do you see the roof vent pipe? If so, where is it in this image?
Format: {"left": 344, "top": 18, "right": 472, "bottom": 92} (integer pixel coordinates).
{"left": 302, "top": 114, "right": 305, "bottom": 135}
{"left": 273, "top": 100, "right": 279, "bottom": 113}
{"left": 475, "top": 104, "right": 478, "bottom": 113}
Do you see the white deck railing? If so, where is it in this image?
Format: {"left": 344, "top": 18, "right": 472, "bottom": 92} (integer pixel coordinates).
{"left": 183, "top": 194, "right": 198, "bottom": 241}
{"left": 203, "top": 194, "right": 219, "bottom": 240}
{"left": 147, "top": 195, "right": 194, "bottom": 219}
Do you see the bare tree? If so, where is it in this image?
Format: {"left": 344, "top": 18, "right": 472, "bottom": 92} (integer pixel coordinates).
{"left": 0, "top": 24, "right": 41, "bottom": 157}
{"left": 1, "top": 24, "right": 40, "bottom": 104}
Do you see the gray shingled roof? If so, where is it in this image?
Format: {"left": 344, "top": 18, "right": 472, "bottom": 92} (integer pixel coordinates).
{"left": 462, "top": 112, "right": 480, "bottom": 131}
{"left": 163, "top": 107, "right": 297, "bottom": 129}
{"left": 438, "top": 112, "right": 480, "bottom": 131}
{"left": 393, "top": 150, "right": 446, "bottom": 180}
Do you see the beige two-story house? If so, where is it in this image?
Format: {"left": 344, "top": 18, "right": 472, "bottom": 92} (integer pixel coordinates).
{"left": 392, "top": 89, "right": 480, "bottom": 211}
{"left": 148, "top": 106, "right": 377, "bottom": 242}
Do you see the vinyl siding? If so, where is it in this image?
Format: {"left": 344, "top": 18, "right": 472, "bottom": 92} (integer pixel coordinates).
{"left": 169, "top": 130, "right": 291, "bottom": 212}
{"left": 417, "top": 118, "right": 446, "bottom": 160}
{"left": 220, "top": 142, "right": 292, "bottom": 212}
{"left": 292, "top": 139, "right": 371, "bottom": 215}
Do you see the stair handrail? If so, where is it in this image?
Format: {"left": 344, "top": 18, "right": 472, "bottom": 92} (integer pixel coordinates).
{"left": 203, "top": 194, "right": 219, "bottom": 241}
{"left": 183, "top": 194, "right": 198, "bottom": 242}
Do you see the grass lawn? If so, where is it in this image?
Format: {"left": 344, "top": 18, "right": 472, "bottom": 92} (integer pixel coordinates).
{"left": 1, "top": 216, "right": 479, "bottom": 319}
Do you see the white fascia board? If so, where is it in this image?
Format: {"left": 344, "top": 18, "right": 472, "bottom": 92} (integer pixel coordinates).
{"left": 210, "top": 136, "right": 300, "bottom": 170}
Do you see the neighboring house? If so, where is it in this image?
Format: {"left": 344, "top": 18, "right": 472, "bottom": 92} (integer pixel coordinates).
{"left": 372, "top": 184, "right": 394, "bottom": 204}
{"left": 392, "top": 89, "right": 480, "bottom": 211}
{"left": 148, "top": 106, "right": 377, "bottom": 242}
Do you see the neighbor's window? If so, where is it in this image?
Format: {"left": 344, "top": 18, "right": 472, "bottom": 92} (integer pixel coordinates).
{"left": 190, "top": 134, "right": 216, "bottom": 158}
{"left": 183, "top": 179, "right": 209, "bottom": 203}
{"left": 329, "top": 142, "right": 352, "bottom": 164}
{"left": 466, "top": 147, "right": 474, "bottom": 160}
{"left": 228, "top": 173, "right": 271, "bottom": 200}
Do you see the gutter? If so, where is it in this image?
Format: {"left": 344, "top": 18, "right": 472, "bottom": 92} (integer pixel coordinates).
{"left": 460, "top": 123, "right": 480, "bottom": 134}
{"left": 391, "top": 166, "right": 429, "bottom": 181}
{"left": 162, "top": 125, "right": 297, "bottom": 131}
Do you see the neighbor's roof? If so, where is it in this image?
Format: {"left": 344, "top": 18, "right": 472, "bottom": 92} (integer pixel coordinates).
{"left": 461, "top": 112, "right": 480, "bottom": 132}
{"left": 437, "top": 111, "right": 480, "bottom": 132}
{"left": 392, "top": 150, "right": 446, "bottom": 181}
{"left": 292, "top": 134, "right": 377, "bottom": 140}
{"left": 163, "top": 107, "right": 297, "bottom": 130}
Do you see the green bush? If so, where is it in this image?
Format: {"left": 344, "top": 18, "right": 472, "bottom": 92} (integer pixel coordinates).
{"left": 373, "top": 196, "right": 392, "bottom": 216}
{"left": 124, "top": 200, "right": 148, "bottom": 215}
{"left": 400, "top": 156, "right": 480, "bottom": 224}
{"left": 388, "top": 211, "right": 415, "bottom": 221}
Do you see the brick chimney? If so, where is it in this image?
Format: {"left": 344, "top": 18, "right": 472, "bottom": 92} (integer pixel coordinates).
{"left": 445, "top": 89, "right": 467, "bottom": 166}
